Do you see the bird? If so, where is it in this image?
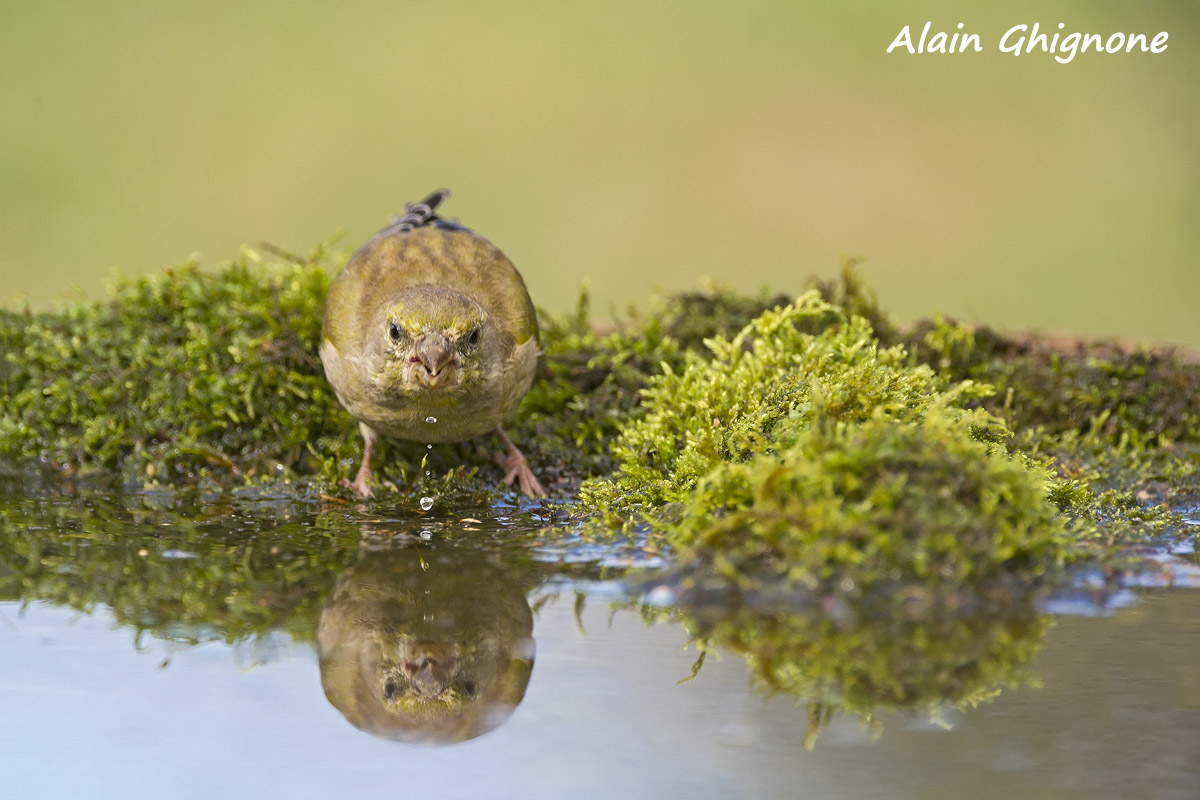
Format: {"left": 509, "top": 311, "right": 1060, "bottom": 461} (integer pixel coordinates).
{"left": 319, "top": 189, "right": 545, "bottom": 499}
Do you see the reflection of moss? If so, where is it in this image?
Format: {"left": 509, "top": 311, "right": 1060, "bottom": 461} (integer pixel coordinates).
{"left": 0, "top": 492, "right": 360, "bottom": 645}
{"left": 644, "top": 580, "right": 1049, "bottom": 749}
{"left": 0, "top": 489, "right": 557, "bottom": 648}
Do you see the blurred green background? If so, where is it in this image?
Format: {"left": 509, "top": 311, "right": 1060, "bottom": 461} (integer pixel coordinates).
{"left": 1, "top": 1, "right": 1196, "bottom": 346}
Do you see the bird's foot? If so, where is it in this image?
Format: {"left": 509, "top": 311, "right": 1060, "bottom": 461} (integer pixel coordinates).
{"left": 494, "top": 447, "right": 546, "bottom": 499}
{"left": 341, "top": 464, "right": 375, "bottom": 499}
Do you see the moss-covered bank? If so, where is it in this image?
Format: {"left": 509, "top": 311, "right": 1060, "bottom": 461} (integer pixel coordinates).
{"left": 2, "top": 246, "right": 1197, "bottom": 587}
{"left": 3, "top": 245, "right": 1197, "bottom": 748}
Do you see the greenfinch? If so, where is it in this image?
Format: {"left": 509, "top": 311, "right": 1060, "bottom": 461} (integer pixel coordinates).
{"left": 320, "top": 190, "right": 545, "bottom": 498}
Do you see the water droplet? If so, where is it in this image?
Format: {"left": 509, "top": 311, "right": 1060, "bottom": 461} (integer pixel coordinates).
{"left": 424, "top": 470, "right": 431, "bottom": 477}
{"left": 426, "top": 444, "right": 433, "bottom": 450}
{"left": 645, "top": 586, "right": 676, "bottom": 606}
{"left": 419, "top": 531, "right": 432, "bottom": 540}
{"left": 425, "top": 416, "right": 437, "bottom": 424}
{"left": 420, "top": 496, "right": 434, "bottom": 511}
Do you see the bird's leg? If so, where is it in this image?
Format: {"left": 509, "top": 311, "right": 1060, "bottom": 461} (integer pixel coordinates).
{"left": 342, "top": 422, "right": 378, "bottom": 499}
{"left": 493, "top": 426, "right": 546, "bottom": 498}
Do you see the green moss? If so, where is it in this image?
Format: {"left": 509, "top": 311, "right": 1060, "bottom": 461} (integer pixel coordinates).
{"left": 0, "top": 246, "right": 695, "bottom": 498}
{"left": 902, "top": 314, "right": 1199, "bottom": 549}
{"left": 0, "top": 243, "right": 347, "bottom": 486}
{"left": 1, "top": 245, "right": 1194, "bottom": 584}
{"left": 907, "top": 318, "right": 1200, "bottom": 447}
{"left": 510, "top": 284, "right": 682, "bottom": 483}
{"left": 665, "top": 409, "right": 1070, "bottom": 593}
{"left": 579, "top": 291, "right": 990, "bottom": 511}
{"left": 1, "top": 248, "right": 1195, "bottom": 727}
{"left": 575, "top": 288, "right": 1071, "bottom": 593}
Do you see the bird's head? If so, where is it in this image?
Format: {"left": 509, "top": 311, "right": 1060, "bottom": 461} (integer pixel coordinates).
{"left": 375, "top": 286, "right": 496, "bottom": 392}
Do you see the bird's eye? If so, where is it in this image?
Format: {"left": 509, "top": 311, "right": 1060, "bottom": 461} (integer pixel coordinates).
{"left": 462, "top": 680, "right": 477, "bottom": 697}
{"left": 384, "top": 680, "right": 399, "bottom": 700}
{"left": 388, "top": 322, "right": 402, "bottom": 342}
{"left": 466, "top": 326, "right": 481, "bottom": 347}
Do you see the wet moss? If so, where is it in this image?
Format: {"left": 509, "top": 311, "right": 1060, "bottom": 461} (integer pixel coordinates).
{"left": 577, "top": 292, "right": 991, "bottom": 511}
{"left": 0, "top": 243, "right": 348, "bottom": 486}
{"left": 1, "top": 245, "right": 1194, "bottom": 575}
{"left": 1, "top": 249, "right": 1194, "bottom": 735}
{"left": 901, "top": 314, "right": 1200, "bottom": 551}
{"left": 662, "top": 410, "right": 1070, "bottom": 593}
{"left": 0, "top": 247, "right": 668, "bottom": 497}
{"left": 573, "top": 289, "right": 1074, "bottom": 596}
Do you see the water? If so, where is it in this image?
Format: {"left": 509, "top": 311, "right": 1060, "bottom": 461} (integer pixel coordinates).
{"left": 419, "top": 496, "right": 435, "bottom": 511}
{"left": 0, "top": 487, "right": 1196, "bottom": 799}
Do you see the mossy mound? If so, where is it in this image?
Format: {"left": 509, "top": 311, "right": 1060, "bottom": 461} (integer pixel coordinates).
{"left": 666, "top": 410, "right": 1070, "bottom": 592}
{"left": 1, "top": 245, "right": 1195, "bottom": 577}
{"left": 902, "top": 314, "right": 1200, "bottom": 553}
{"left": 576, "top": 291, "right": 1073, "bottom": 588}
{"left": 908, "top": 317, "right": 1200, "bottom": 449}
{"left": 578, "top": 292, "right": 968, "bottom": 509}
{"left": 0, "top": 246, "right": 345, "bottom": 485}
{"left": 0, "top": 247, "right": 676, "bottom": 497}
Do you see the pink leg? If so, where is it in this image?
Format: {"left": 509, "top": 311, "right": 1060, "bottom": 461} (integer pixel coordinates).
{"left": 494, "top": 426, "right": 546, "bottom": 498}
{"left": 341, "top": 423, "right": 378, "bottom": 498}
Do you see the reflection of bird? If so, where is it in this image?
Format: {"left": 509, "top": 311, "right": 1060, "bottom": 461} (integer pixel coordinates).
{"left": 320, "top": 189, "right": 545, "bottom": 498}
{"left": 317, "top": 547, "right": 536, "bottom": 745}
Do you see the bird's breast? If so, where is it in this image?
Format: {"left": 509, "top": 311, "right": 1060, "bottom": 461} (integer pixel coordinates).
{"left": 323, "top": 335, "right": 538, "bottom": 445}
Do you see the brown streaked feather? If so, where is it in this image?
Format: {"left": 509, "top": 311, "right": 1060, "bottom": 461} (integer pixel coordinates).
{"left": 320, "top": 209, "right": 540, "bottom": 447}
{"left": 323, "top": 226, "right": 536, "bottom": 358}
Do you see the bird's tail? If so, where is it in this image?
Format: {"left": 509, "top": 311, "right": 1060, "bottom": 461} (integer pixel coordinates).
{"left": 384, "top": 189, "right": 451, "bottom": 234}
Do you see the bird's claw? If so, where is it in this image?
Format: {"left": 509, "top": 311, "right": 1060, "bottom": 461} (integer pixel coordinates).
{"left": 495, "top": 448, "right": 546, "bottom": 498}
{"left": 341, "top": 465, "right": 375, "bottom": 499}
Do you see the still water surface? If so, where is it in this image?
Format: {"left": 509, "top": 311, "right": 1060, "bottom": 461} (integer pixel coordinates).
{"left": 1, "top": 489, "right": 1196, "bottom": 799}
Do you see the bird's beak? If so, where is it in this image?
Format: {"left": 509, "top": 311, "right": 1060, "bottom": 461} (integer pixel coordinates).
{"left": 413, "top": 333, "right": 456, "bottom": 380}
{"left": 404, "top": 642, "right": 457, "bottom": 697}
